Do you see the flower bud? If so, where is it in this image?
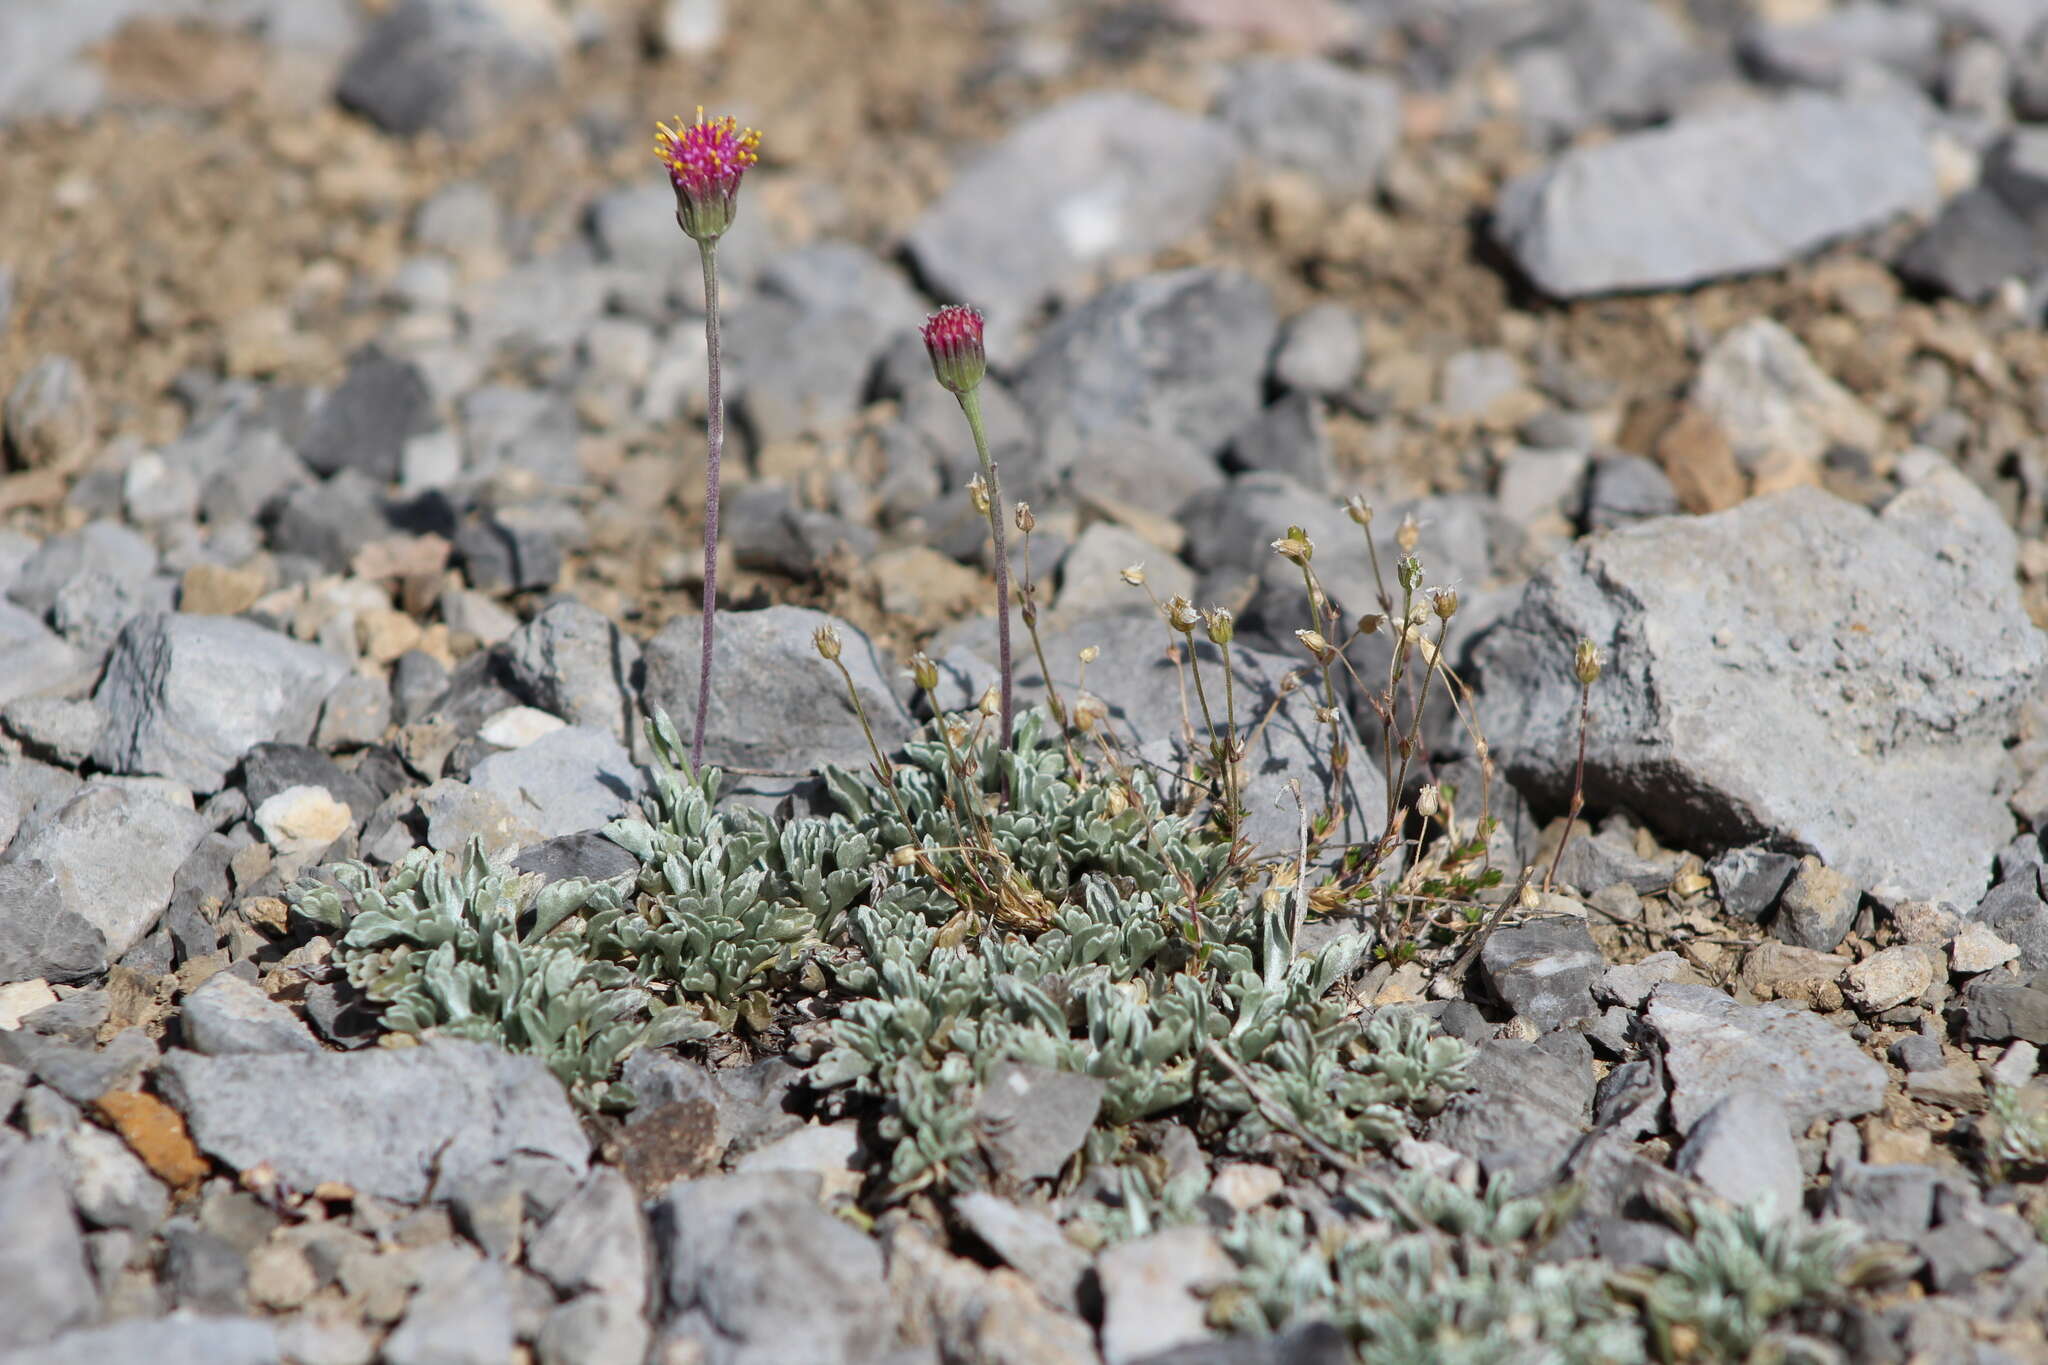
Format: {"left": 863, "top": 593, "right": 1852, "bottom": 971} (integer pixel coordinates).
{"left": 921, "top": 304, "right": 986, "bottom": 395}
{"left": 1295, "top": 628, "right": 1333, "bottom": 662}
{"left": 889, "top": 845, "right": 918, "bottom": 868}
{"left": 1416, "top": 782, "right": 1442, "bottom": 818}
{"left": 978, "top": 686, "right": 1001, "bottom": 717}
{"left": 1432, "top": 587, "right": 1459, "bottom": 619}
{"left": 1575, "top": 639, "right": 1602, "bottom": 686}
{"left": 1121, "top": 564, "right": 1146, "bottom": 587}
{"left": 909, "top": 651, "right": 939, "bottom": 691}
{"left": 1271, "top": 528, "right": 1314, "bottom": 565}
{"left": 1315, "top": 705, "right": 1340, "bottom": 725}
{"left": 1072, "top": 691, "right": 1107, "bottom": 732}
{"left": 1162, "top": 594, "right": 1201, "bottom": 634}
{"left": 1397, "top": 554, "right": 1424, "bottom": 592}
{"left": 1357, "top": 612, "right": 1385, "bottom": 636}
{"left": 1345, "top": 495, "right": 1373, "bottom": 527}
{"left": 1203, "top": 607, "right": 1235, "bottom": 645}
{"left": 812, "top": 625, "right": 842, "bottom": 661}
{"left": 967, "top": 473, "right": 990, "bottom": 515}
{"left": 1014, "top": 502, "right": 1035, "bottom": 533}
{"left": 1396, "top": 515, "right": 1420, "bottom": 553}
{"left": 1077, "top": 644, "right": 1100, "bottom": 665}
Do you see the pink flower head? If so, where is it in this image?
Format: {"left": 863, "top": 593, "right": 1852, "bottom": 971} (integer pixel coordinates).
{"left": 921, "top": 304, "right": 986, "bottom": 395}
{"left": 654, "top": 107, "right": 761, "bottom": 243}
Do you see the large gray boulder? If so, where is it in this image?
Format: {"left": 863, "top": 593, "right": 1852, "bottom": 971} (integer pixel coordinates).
{"left": 156, "top": 1039, "right": 588, "bottom": 1204}
{"left": 1477, "top": 467, "right": 2046, "bottom": 906}
{"left": 906, "top": 93, "right": 1239, "bottom": 349}
{"left": 1494, "top": 92, "right": 1935, "bottom": 296}
{"left": 92, "top": 613, "right": 349, "bottom": 793}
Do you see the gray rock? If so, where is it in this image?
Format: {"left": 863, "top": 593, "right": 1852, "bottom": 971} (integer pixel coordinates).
{"left": 1673, "top": 1089, "right": 1803, "bottom": 1219}
{"left": 1013, "top": 268, "right": 1275, "bottom": 477}
{"left": 1962, "top": 980, "right": 2048, "bottom": 1044}
{"left": 1495, "top": 93, "right": 1935, "bottom": 296}
{"left": 414, "top": 180, "right": 503, "bottom": 254}
{"left": 0, "top": 1029, "right": 154, "bottom": 1108}
{"left": 1646, "top": 983, "right": 1887, "bottom": 1133}
{"left": 0, "top": 602, "right": 87, "bottom": 709}
{"left": 514, "top": 831, "right": 640, "bottom": 884}
{"left": 3, "top": 354, "right": 94, "bottom": 471}
{"left": 51, "top": 568, "right": 176, "bottom": 661}
{"left": 501, "top": 602, "right": 641, "bottom": 744}
{"left": 241, "top": 743, "right": 379, "bottom": 830}
{"left": 2, "top": 697, "right": 103, "bottom": 767}
{"left": 1550, "top": 817, "right": 1684, "bottom": 897}
{"left": 725, "top": 484, "right": 883, "bottom": 580}
{"left": 952, "top": 1193, "right": 1090, "bottom": 1313}
{"left": 454, "top": 510, "right": 563, "bottom": 595}
{"left": 1827, "top": 1160, "right": 1944, "bottom": 1239}
{"left": 1895, "top": 187, "right": 2044, "bottom": 303}
{"left": 162, "top": 1217, "right": 248, "bottom": 1313}
{"left": 0, "top": 1141, "right": 96, "bottom": 1352}
{"left": 1740, "top": 4, "right": 1942, "bottom": 90}
{"left": 1583, "top": 454, "right": 1679, "bottom": 532}
{"left": 1228, "top": 392, "right": 1332, "bottom": 492}
{"left": 0, "top": 779, "right": 207, "bottom": 976}
{"left": 973, "top": 1061, "right": 1103, "bottom": 1183}
{"left": 1429, "top": 1037, "right": 1591, "bottom": 1192}
{"left": 467, "top": 725, "right": 643, "bottom": 839}
{"left": 526, "top": 1168, "right": 647, "bottom": 1308}
{"left": 1707, "top": 845, "right": 1799, "bottom": 921}
{"left": 382, "top": 1258, "right": 512, "bottom": 1365}
{"left": 640, "top": 606, "right": 914, "bottom": 777}
{"left": 8, "top": 520, "right": 154, "bottom": 617}
{"left": 94, "top": 613, "right": 350, "bottom": 793}
{"left": 264, "top": 471, "right": 394, "bottom": 572}
{"left": 316, "top": 672, "right": 393, "bottom": 750}
{"left": 298, "top": 350, "right": 434, "bottom": 482}
{"left": 337, "top": 0, "right": 563, "bottom": 139}
{"left": 728, "top": 302, "right": 891, "bottom": 447}
{"left": 1270, "top": 303, "right": 1361, "bottom": 397}
{"left": 1476, "top": 478, "right": 2043, "bottom": 907}
{"left": 1131, "top": 1324, "right": 1350, "bottom": 1365}
{"left": 1973, "top": 878, "right": 2048, "bottom": 971}
{"left": 419, "top": 778, "right": 543, "bottom": 858}
{"left": 1889, "top": 1029, "right": 1946, "bottom": 1075}
{"left": 760, "top": 241, "right": 923, "bottom": 326}
{"left": 537, "top": 1294, "right": 651, "bottom": 1365}
{"left": 58, "top": 1123, "right": 166, "bottom": 1235}
{"left": 1097, "top": 1225, "right": 1235, "bottom": 1365}
{"left": 906, "top": 92, "right": 1239, "bottom": 345}
{"left": 652, "top": 1172, "right": 893, "bottom": 1365}
{"left": 458, "top": 385, "right": 581, "bottom": 486}
{"left": 0, "top": 1315, "right": 277, "bottom": 1365}
{"left": 1480, "top": 918, "right": 1603, "bottom": 1032}
{"left": 393, "top": 648, "right": 452, "bottom": 726}
{"left": 156, "top": 1039, "right": 588, "bottom": 1204}
{"left": 180, "top": 971, "right": 323, "bottom": 1056}
{"left": 1773, "top": 856, "right": 1861, "bottom": 952}
{"left": 1214, "top": 57, "right": 1401, "bottom": 199}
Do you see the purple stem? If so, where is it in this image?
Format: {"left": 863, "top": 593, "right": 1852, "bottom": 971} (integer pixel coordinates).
{"left": 691, "top": 238, "right": 723, "bottom": 769}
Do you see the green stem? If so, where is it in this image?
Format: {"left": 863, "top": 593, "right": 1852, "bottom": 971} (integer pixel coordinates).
{"left": 956, "top": 388, "right": 1014, "bottom": 755}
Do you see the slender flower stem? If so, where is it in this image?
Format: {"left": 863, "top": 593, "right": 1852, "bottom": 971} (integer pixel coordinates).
{"left": 956, "top": 388, "right": 1013, "bottom": 749}
{"left": 1545, "top": 675, "right": 1594, "bottom": 894}
{"left": 691, "top": 238, "right": 723, "bottom": 768}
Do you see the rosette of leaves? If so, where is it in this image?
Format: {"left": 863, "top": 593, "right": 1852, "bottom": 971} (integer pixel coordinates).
{"left": 1206, "top": 1171, "right": 1876, "bottom": 1365}
{"left": 291, "top": 841, "right": 710, "bottom": 1111}
{"left": 600, "top": 710, "right": 877, "bottom": 1024}
{"left": 807, "top": 709, "right": 1472, "bottom": 1191}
